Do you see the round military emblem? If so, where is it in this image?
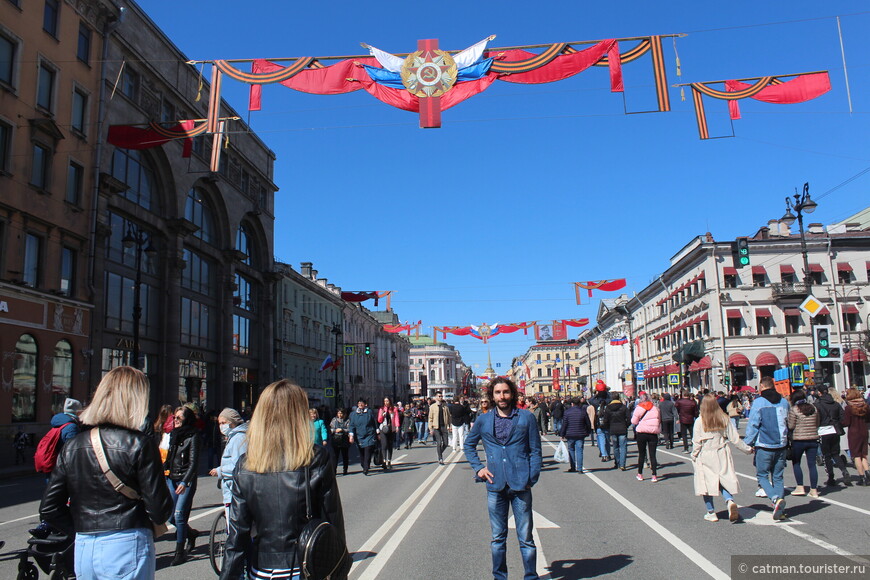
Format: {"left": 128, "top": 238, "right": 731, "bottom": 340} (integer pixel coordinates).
{"left": 401, "top": 49, "right": 458, "bottom": 97}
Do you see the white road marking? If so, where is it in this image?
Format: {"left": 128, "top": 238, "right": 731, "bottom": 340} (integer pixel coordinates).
{"left": 390, "top": 454, "right": 407, "bottom": 465}
{"left": 356, "top": 452, "right": 461, "bottom": 580}
{"left": 544, "top": 441, "right": 729, "bottom": 580}
{"left": 350, "top": 450, "right": 460, "bottom": 575}
{"left": 533, "top": 527, "right": 550, "bottom": 579}
{"left": 0, "top": 513, "right": 40, "bottom": 526}
{"left": 508, "top": 510, "right": 559, "bottom": 529}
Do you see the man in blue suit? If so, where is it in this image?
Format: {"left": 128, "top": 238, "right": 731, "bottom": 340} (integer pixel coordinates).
{"left": 464, "top": 378, "right": 542, "bottom": 580}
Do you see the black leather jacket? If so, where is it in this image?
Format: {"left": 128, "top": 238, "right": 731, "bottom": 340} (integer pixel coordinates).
{"left": 164, "top": 427, "right": 200, "bottom": 484}
{"left": 221, "top": 445, "right": 346, "bottom": 580}
{"left": 39, "top": 425, "right": 173, "bottom": 535}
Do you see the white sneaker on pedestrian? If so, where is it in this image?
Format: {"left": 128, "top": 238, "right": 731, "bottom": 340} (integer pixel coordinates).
{"left": 755, "top": 487, "right": 767, "bottom": 498}
{"left": 727, "top": 500, "right": 739, "bottom": 523}
{"left": 704, "top": 512, "right": 719, "bottom": 522}
{"left": 772, "top": 498, "right": 787, "bottom": 521}
{"left": 636, "top": 473, "right": 643, "bottom": 481}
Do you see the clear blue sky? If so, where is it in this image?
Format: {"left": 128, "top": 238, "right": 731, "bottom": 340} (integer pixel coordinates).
{"left": 138, "top": 0, "right": 870, "bottom": 373}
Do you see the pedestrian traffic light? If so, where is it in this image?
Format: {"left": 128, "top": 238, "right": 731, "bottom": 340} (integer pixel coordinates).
{"left": 364, "top": 343, "right": 371, "bottom": 356}
{"left": 813, "top": 325, "right": 831, "bottom": 359}
{"left": 735, "top": 237, "right": 750, "bottom": 268}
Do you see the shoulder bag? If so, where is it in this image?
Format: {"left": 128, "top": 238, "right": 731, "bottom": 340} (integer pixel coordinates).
{"left": 90, "top": 428, "right": 169, "bottom": 538}
{"left": 296, "top": 465, "right": 350, "bottom": 580}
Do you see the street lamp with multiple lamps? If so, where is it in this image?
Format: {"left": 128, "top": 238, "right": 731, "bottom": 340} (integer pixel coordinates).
{"left": 780, "top": 182, "right": 818, "bottom": 287}
{"left": 121, "top": 223, "right": 156, "bottom": 370}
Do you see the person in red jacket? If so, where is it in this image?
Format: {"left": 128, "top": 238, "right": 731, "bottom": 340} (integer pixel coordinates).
{"left": 377, "top": 397, "right": 401, "bottom": 471}
{"left": 674, "top": 390, "right": 699, "bottom": 453}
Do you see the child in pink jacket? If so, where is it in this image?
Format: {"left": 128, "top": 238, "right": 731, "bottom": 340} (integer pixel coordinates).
{"left": 632, "top": 392, "right": 662, "bottom": 482}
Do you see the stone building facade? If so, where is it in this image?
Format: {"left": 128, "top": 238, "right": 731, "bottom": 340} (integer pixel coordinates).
{"left": 408, "top": 336, "right": 468, "bottom": 399}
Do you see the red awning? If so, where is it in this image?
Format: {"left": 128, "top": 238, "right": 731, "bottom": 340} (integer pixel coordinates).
{"left": 837, "top": 263, "right": 853, "bottom": 272}
{"left": 755, "top": 308, "right": 772, "bottom": 318}
{"left": 699, "top": 312, "right": 709, "bottom": 321}
{"left": 688, "top": 361, "right": 699, "bottom": 371}
{"left": 723, "top": 267, "right": 737, "bottom": 276}
{"left": 729, "top": 353, "right": 751, "bottom": 367}
{"left": 842, "top": 304, "right": 859, "bottom": 314}
{"left": 696, "top": 355, "right": 712, "bottom": 370}
{"left": 816, "top": 306, "right": 830, "bottom": 316}
{"left": 780, "top": 264, "right": 795, "bottom": 274}
{"left": 787, "top": 351, "right": 808, "bottom": 364}
{"left": 751, "top": 266, "right": 766, "bottom": 275}
{"left": 756, "top": 352, "right": 779, "bottom": 367}
{"left": 844, "top": 349, "right": 867, "bottom": 363}
{"left": 809, "top": 263, "right": 823, "bottom": 272}
{"left": 784, "top": 308, "right": 801, "bottom": 316}
{"left": 665, "top": 364, "right": 680, "bottom": 374}
{"left": 726, "top": 309, "right": 743, "bottom": 319}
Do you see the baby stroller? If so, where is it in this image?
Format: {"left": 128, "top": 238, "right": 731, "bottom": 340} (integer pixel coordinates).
{"left": 0, "top": 530, "right": 75, "bottom": 579}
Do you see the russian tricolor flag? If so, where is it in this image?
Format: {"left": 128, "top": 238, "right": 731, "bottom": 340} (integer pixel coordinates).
{"left": 610, "top": 336, "right": 628, "bottom": 346}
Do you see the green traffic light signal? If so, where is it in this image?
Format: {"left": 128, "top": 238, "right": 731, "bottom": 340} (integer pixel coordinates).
{"left": 364, "top": 343, "right": 371, "bottom": 355}
{"left": 736, "top": 238, "right": 751, "bottom": 267}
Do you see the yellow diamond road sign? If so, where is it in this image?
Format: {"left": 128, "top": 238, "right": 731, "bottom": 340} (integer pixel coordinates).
{"left": 799, "top": 295, "right": 823, "bottom": 317}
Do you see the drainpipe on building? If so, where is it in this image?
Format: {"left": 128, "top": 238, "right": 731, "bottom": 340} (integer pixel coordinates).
{"left": 712, "top": 243, "right": 729, "bottom": 392}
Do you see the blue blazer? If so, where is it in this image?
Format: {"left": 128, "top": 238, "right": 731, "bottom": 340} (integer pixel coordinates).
{"left": 463, "top": 409, "right": 542, "bottom": 492}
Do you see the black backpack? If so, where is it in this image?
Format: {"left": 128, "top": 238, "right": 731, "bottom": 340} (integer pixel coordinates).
{"left": 297, "top": 465, "right": 350, "bottom": 579}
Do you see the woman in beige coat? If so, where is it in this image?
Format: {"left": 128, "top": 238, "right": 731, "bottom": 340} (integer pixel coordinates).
{"left": 692, "top": 394, "right": 753, "bottom": 522}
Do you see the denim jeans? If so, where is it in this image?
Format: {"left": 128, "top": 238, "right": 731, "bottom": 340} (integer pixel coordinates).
{"left": 565, "top": 438, "right": 585, "bottom": 471}
{"left": 75, "top": 528, "right": 154, "bottom": 580}
{"left": 702, "top": 486, "right": 734, "bottom": 512}
{"left": 755, "top": 447, "right": 786, "bottom": 503}
{"left": 552, "top": 418, "right": 562, "bottom": 435}
{"left": 487, "top": 488, "right": 538, "bottom": 580}
{"left": 791, "top": 440, "right": 819, "bottom": 489}
{"left": 416, "top": 421, "right": 428, "bottom": 442}
{"left": 596, "top": 428, "right": 611, "bottom": 457}
{"left": 167, "top": 478, "right": 197, "bottom": 544}
{"left": 610, "top": 434, "right": 628, "bottom": 468}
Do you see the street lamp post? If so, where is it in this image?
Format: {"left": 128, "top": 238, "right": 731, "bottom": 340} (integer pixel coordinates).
{"left": 391, "top": 351, "right": 398, "bottom": 403}
{"left": 615, "top": 304, "right": 637, "bottom": 394}
{"left": 780, "top": 182, "right": 818, "bottom": 288}
{"left": 331, "top": 324, "right": 343, "bottom": 408}
{"left": 121, "top": 224, "right": 156, "bottom": 370}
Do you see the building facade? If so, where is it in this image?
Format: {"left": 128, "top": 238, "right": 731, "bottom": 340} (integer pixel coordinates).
{"left": 576, "top": 219, "right": 870, "bottom": 394}
{"left": 0, "top": 0, "right": 278, "bottom": 441}
{"left": 408, "top": 336, "right": 468, "bottom": 399}
{"left": 513, "top": 342, "right": 585, "bottom": 397}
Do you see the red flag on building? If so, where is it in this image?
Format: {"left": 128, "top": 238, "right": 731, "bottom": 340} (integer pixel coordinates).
{"left": 553, "top": 367, "right": 561, "bottom": 391}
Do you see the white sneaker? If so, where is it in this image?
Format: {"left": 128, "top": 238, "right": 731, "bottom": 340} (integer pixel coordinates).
{"left": 704, "top": 512, "right": 719, "bottom": 522}
{"left": 727, "top": 500, "right": 739, "bottom": 522}
{"left": 755, "top": 488, "right": 767, "bottom": 498}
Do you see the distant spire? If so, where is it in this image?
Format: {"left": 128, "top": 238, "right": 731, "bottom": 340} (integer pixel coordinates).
{"left": 484, "top": 345, "right": 496, "bottom": 377}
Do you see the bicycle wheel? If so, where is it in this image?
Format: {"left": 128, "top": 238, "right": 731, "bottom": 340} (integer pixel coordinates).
{"left": 208, "top": 510, "right": 227, "bottom": 576}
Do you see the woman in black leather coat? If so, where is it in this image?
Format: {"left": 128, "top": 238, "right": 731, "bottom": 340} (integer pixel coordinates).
{"left": 220, "top": 379, "right": 348, "bottom": 580}
{"left": 163, "top": 405, "right": 202, "bottom": 565}
{"left": 39, "top": 366, "right": 172, "bottom": 580}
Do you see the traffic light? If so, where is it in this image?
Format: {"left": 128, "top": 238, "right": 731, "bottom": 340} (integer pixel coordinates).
{"left": 735, "top": 237, "right": 750, "bottom": 268}
{"left": 364, "top": 343, "right": 371, "bottom": 356}
{"left": 813, "top": 325, "right": 831, "bottom": 359}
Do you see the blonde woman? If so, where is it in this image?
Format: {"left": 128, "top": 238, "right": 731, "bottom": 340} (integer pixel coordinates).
{"left": 692, "top": 394, "right": 753, "bottom": 522}
{"left": 40, "top": 366, "right": 172, "bottom": 580}
{"left": 221, "top": 380, "right": 347, "bottom": 580}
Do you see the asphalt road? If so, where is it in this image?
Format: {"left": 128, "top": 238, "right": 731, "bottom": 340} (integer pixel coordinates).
{"left": 2, "top": 431, "right": 870, "bottom": 579}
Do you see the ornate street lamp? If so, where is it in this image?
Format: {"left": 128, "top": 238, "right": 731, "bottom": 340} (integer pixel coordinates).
{"left": 121, "top": 224, "right": 156, "bottom": 370}
{"left": 780, "top": 182, "right": 818, "bottom": 287}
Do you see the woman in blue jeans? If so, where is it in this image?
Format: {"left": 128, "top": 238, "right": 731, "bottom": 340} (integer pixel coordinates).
{"left": 164, "top": 406, "right": 202, "bottom": 566}
{"left": 787, "top": 389, "right": 821, "bottom": 497}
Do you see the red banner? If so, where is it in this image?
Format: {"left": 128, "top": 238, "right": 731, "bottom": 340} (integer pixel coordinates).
{"left": 553, "top": 367, "right": 561, "bottom": 391}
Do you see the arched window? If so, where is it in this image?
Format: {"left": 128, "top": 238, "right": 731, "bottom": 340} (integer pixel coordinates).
{"left": 236, "top": 224, "right": 252, "bottom": 266}
{"left": 52, "top": 340, "right": 73, "bottom": 415}
{"left": 185, "top": 188, "right": 215, "bottom": 245}
{"left": 12, "top": 334, "right": 38, "bottom": 422}
{"left": 110, "top": 149, "right": 155, "bottom": 210}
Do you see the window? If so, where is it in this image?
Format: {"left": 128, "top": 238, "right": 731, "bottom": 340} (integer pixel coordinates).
{"left": 724, "top": 274, "right": 737, "bottom": 288}
{"left": 727, "top": 318, "right": 742, "bottom": 337}
{"left": 838, "top": 269, "right": 852, "bottom": 285}
{"left": 234, "top": 273, "right": 255, "bottom": 312}
{"left": 180, "top": 249, "right": 213, "bottom": 296}
{"left": 43, "top": 0, "right": 59, "bottom": 37}
{"left": 71, "top": 88, "right": 87, "bottom": 134}
{"left": 233, "top": 314, "right": 251, "bottom": 356}
{"left": 756, "top": 315, "right": 771, "bottom": 335}
{"left": 23, "top": 233, "right": 41, "bottom": 286}
{"left": 0, "top": 120, "right": 10, "bottom": 172}
{"left": 236, "top": 224, "right": 252, "bottom": 265}
{"left": 60, "top": 247, "right": 75, "bottom": 296}
{"left": 537, "top": 368, "right": 542, "bottom": 377}
{"left": 105, "top": 214, "right": 157, "bottom": 273}
{"left": 785, "top": 314, "right": 801, "bottom": 334}
{"left": 31, "top": 143, "right": 50, "bottom": 189}
{"left": 184, "top": 188, "right": 214, "bottom": 244}
{"left": 752, "top": 273, "right": 766, "bottom": 287}
{"left": 51, "top": 340, "right": 72, "bottom": 414}
{"left": 12, "top": 334, "right": 37, "bottom": 422}
{"left": 0, "top": 34, "right": 16, "bottom": 86}
{"left": 843, "top": 312, "right": 859, "bottom": 332}
{"left": 181, "top": 297, "right": 212, "bottom": 348}
{"left": 781, "top": 272, "right": 796, "bottom": 285}
{"left": 121, "top": 67, "right": 140, "bottom": 101}
{"left": 104, "top": 272, "right": 156, "bottom": 335}
{"left": 66, "top": 161, "right": 83, "bottom": 204}
{"left": 110, "top": 149, "right": 154, "bottom": 210}
{"left": 809, "top": 271, "right": 824, "bottom": 285}
{"left": 37, "top": 63, "right": 55, "bottom": 110}
{"left": 77, "top": 22, "right": 90, "bottom": 64}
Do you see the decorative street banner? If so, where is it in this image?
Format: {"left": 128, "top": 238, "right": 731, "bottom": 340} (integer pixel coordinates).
{"left": 574, "top": 279, "right": 627, "bottom": 303}
{"left": 341, "top": 290, "right": 392, "bottom": 309}
{"left": 107, "top": 120, "right": 209, "bottom": 157}
{"left": 535, "top": 321, "right": 568, "bottom": 342}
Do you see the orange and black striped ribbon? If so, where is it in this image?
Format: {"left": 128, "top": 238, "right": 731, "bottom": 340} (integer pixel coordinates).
{"left": 692, "top": 87, "right": 709, "bottom": 140}
{"left": 147, "top": 121, "right": 208, "bottom": 139}
{"left": 490, "top": 43, "right": 569, "bottom": 73}
{"left": 206, "top": 68, "right": 222, "bottom": 134}
{"left": 215, "top": 57, "right": 316, "bottom": 83}
{"left": 592, "top": 36, "right": 669, "bottom": 112}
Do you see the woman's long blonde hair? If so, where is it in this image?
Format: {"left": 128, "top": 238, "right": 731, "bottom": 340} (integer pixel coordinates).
{"left": 80, "top": 366, "right": 149, "bottom": 431}
{"left": 244, "top": 380, "right": 313, "bottom": 473}
{"left": 699, "top": 394, "right": 728, "bottom": 432}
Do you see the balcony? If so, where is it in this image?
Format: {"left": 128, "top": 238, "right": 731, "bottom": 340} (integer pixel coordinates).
{"left": 771, "top": 283, "right": 810, "bottom": 298}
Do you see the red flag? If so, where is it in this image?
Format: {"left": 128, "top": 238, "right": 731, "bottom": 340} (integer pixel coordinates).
{"left": 553, "top": 367, "right": 561, "bottom": 391}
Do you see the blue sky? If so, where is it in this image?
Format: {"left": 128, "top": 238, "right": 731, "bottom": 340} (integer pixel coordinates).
{"left": 137, "top": 0, "right": 870, "bottom": 373}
